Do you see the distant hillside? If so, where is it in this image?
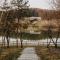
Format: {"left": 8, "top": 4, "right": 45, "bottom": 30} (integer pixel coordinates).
{"left": 30, "top": 8, "right": 60, "bottom": 19}
{"left": 0, "top": 8, "right": 60, "bottom": 20}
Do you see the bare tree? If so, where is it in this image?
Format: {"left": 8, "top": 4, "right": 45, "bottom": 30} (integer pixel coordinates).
{"left": 47, "top": 0, "right": 60, "bottom": 48}
{"left": 0, "top": 0, "right": 12, "bottom": 48}
{"left": 11, "top": 0, "right": 29, "bottom": 48}
{"left": 49, "top": 0, "right": 60, "bottom": 10}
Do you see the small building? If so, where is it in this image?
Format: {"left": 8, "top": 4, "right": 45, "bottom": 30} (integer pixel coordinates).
{"left": 25, "top": 17, "right": 41, "bottom": 21}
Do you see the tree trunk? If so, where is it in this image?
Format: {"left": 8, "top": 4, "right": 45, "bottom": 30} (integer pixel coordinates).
{"left": 6, "top": 36, "right": 9, "bottom": 48}
{"left": 20, "top": 32, "right": 23, "bottom": 48}
{"left": 16, "top": 27, "right": 19, "bottom": 47}
{"left": 55, "top": 31, "right": 60, "bottom": 48}
{"left": 16, "top": 38, "right": 18, "bottom": 47}
{"left": 2, "top": 31, "right": 6, "bottom": 47}
{"left": 6, "top": 30, "right": 10, "bottom": 48}
{"left": 15, "top": 18, "right": 19, "bottom": 48}
{"left": 55, "top": 38, "right": 58, "bottom": 48}
{"left": 21, "top": 39, "right": 23, "bottom": 48}
{"left": 2, "top": 36, "right": 5, "bottom": 47}
{"left": 47, "top": 39, "right": 51, "bottom": 48}
{"left": 55, "top": 43, "right": 57, "bottom": 48}
{"left": 3, "top": 35, "right": 5, "bottom": 47}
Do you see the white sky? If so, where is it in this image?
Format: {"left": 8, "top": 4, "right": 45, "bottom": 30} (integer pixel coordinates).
{"left": 29, "top": 0, "right": 50, "bottom": 9}
{"left": 0, "top": 0, "right": 51, "bottom": 9}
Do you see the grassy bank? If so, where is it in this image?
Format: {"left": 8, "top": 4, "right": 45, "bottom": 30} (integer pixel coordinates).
{"left": 0, "top": 46, "right": 23, "bottom": 60}
{"left": 35, "top": 46, "right": 60, "bottom": 60}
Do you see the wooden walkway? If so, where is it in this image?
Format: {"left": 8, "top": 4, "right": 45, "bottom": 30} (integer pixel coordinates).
{"left": 17, "top": 47, "right": 40, "bottom": 60}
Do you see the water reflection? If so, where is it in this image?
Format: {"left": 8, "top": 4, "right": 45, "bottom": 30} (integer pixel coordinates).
{"left": 0, "top": 36, "right": 60, "bottom": 46}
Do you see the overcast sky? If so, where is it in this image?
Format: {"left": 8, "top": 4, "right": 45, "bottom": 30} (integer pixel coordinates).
{"left": 0, "top": 0, "right": 51, "bottom": 9}
{"left": 29, "top": 0, "right": 50, "bottom": 9}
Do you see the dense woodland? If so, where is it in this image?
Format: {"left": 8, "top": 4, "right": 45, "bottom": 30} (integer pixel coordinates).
{"left": 0, "top": 8, "right": 60, "bottom": 19}
{"left": 30, "top": 8, "right": 60, "bottom": 19}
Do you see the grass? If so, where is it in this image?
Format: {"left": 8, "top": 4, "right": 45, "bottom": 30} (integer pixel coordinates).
{"left": 0, "top": 46, "right": 23, "bottom": 60}
{"left": 35, "top": 46, "right": 60, "bottom": 60}
{"left": 0, "top": 45, "right": 60, "bottom": 60}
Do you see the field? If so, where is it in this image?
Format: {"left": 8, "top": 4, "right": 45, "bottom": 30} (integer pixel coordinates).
{"left": 0, "top": 45, "right": 60, "bottom": 60}
{"left": 0, "top": 46, "right": 23, "bottom": 60}
{"left": 35, "top": 46, "right": 60, "bottom": 60}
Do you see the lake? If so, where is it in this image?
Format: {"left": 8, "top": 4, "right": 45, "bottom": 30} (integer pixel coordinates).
{"left": 0, "top": 36, "right": 60, "bottom": 46}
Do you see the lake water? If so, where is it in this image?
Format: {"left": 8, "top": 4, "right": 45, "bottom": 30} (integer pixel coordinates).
{"left": 0, "top": 36, "right": 60, "bottom": 46}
